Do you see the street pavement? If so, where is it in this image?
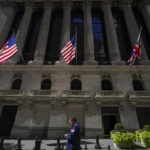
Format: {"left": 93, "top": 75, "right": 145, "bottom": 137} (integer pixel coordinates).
{"left": 2, "top": 139, "right": 150, "bottom": 150}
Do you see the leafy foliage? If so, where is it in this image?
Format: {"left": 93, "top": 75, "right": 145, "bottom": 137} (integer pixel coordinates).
{"left": 141, "top": 131, "right": 150, "bottom": 147}
{"left": 113, "top": 132, "right": 136, "bottom": 149}
{"left": 144, "top": 125, "right": 150, "bottom": 131}
{"left": 114, "top": 123, "right": 124, "bottom": 131}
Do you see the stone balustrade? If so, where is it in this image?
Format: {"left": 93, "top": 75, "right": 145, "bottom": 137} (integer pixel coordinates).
{"left": 95, "top": 90, "right": 123, "bottom": 98}
{"left": 128, "top": 91, "right": 150, "bottom": 97}
{"left": 128, "top": 91, "right": 150, "bottom": 103}
{"left": 95, "top": 91, "right": 124, "bottom": 104}
{"left": 0, "top": 90, "right": 57, "bottom": 97}
{"left": 0, "top": 90, "right": 24, "bottom": 96}
{"left": 61, "top": 90, "right": 90, "bottom": 98}
{"left": 29, "top": 90, "right": 56, "bottom": 97}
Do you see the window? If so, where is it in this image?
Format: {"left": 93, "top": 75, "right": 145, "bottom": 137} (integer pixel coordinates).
{"left": 22, "top": 8, "right": 44, "bottom": 64}
{"left": 11, "top": 79, "right": 22, "bottom": 90}
{"left": 132, "top": 6, "right": 150, "bottom": 59}
{"left": 71, "top": 7, "right": 84, "bottom": 65}
{"left": 92, "top": 8, "right": 110, "bottom": 65}
{"left": 7, "top": 6, "right": 24, "bottom": 42}
{"left": 41, "top": 79, "right": 51, "bottom": 90}
{"left": 45, "top": 8, "right": 63, "bottom": 64}
{"left": 101, "top": 79, "right": 112, "bottom": 90}
{"left": 132, "top": 79, "right": 144, "bottom": 91}
{"left": 111, "top": 7, "right": 132, "bottom": 61}
{"left": 71, "top": 79, "right": 82, "bottom": 90}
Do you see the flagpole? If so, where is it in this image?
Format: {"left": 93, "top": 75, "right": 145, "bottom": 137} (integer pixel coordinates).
{"left": 75, "top": 26, "right": 77, "bottom": 65}
{"left": 12, "top": 28, "right": 25, "bottom": 64}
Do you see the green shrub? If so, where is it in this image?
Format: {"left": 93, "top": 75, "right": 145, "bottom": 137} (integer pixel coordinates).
{"left": 114, "top": 123, "right": 124, "bottom": 131}
{"left": 113, "top": 132, "right": 136, "bottom": 149}
{"left": 110, "top": 130, "right": 114, "bottom": 139}
{"left": 144, "top": 125, "right": 150, "bottom": 131}
{"left": 136, "top": 130, "right": 141, "bottom": 141}
{"left": 141, "top": 131, "right": 150, "bottom": 147}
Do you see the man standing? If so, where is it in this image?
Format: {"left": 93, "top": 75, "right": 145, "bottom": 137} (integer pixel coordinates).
{"left": 64, "top": 117, "right": 80, "bottom": 150}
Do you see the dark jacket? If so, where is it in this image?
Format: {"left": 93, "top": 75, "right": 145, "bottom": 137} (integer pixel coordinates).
{"left": 66, "top": 122, "right": 80, "bottom": 150}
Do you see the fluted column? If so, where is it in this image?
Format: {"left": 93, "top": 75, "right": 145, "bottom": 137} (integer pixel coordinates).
{"left": 83, "top": 0, "right": 97, "bottom": 65}
{"left": 139, "top": 5, "right": 150, "bottom": 36}
{"left": 9, "top": 5, "right": 33, "bottom": 64}
{"left": 0, "top": 6, "right": 15, "bottom": 48}
{"left": 103, "top": 6, "right": 123, "bottom": 64}
{"left": 123, "top": 6, "right": 149, "bottom": 63}
{"left": 57, "top": 1, "right": 72, "bottom": 65}
{"left": 33, "top": 4, "right": 52, "bottom": 64}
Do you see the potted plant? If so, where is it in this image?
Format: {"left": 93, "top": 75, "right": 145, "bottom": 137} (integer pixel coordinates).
{"left": 139, "top": 125, "right": 150, "bottom": 147}
{"left": 110, "top": 123, "right": 125, "bottom": 139}
{"left": 113, "top": 132, "right": 136, "bottom": 149}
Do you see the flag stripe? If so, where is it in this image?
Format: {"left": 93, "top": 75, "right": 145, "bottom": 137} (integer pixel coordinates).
{"left": 63, "top": 48, "right": 76, "bottom": 59}
{"left": 128, "top": 28, "right": 142, "bottom": 65}
{"left": 61, "top": 35, "right": 76, "bottom": 65}
{"left": 0, "top": 46, "right": 17, "bottom": 58}
{"left": 0, "top": 50, "right": 17, "bottom": 64}
{"left": 0, "top": 35, "right": 18, "bottom": 64}
{"left": 0, "top": 48, "right": 17, "bottom": 61}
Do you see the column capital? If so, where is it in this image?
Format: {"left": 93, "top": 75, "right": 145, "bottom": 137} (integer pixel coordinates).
{"left": 43, "top": 1, "right": 53, "bottom": 8}
{"left": 62, "top": 0, "right": 73, "bottom": 9}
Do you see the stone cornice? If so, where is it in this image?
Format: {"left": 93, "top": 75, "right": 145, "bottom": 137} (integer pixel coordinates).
{"left": 0, "top": 65, "right": 150, "bottom": 73}
{"left": 0, "top": 0, "right": 149, "bottom": 7}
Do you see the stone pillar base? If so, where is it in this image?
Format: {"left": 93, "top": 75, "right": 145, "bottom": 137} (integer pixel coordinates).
{"left": 140, "top": 60, "right": 150, "bottom": 65}
{"left": 47, "top": 127, "right": 67, "bottom": 139}
{"left": 11, "top": 126, "right": 30, "bottom": 139}
{"left": 83, "top": 60, "right": 97, "bottom": 65}
{"left": 28, "top": 60, "right": 43, "bottom": 65}
{"left": 85, "top": 128, "right": 104, "bottom": 138}
{"left": 2, "top": 60, "right": 16, "bottom": 65}
{"left": 55, "top": 60, "right": 66, "bottom": 65}
{"left": 111, "top": 60, "right": 126, "bottom": 65}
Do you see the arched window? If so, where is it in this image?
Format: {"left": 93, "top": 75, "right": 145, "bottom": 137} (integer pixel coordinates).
{"left": 101, "top": 79, "right": 112, "bottom": 90}
{"left": 71, "top": 79, "right": 82, "bottom": 90}
{"left": 41, "top": 79, "right": 51, "bottom": 90}
{"left": 11, "top": 79, "right": 22, "bottom": 90}
{"left": 132, "top": 79, "right": 144, "bottom": 91}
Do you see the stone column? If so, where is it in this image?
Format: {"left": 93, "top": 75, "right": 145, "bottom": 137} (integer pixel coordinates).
{"left": 11, "top": 102, "right": 33, "bottom": 138}
{"left": 119, "top": 102, "right": 139, "bottom": 130}
{"left": 33, "top": 3, "right": 52, "bottom": 64}
{"left": 48, "top": 104, "right": 67, "bottom": 138}
{"left": 85, "top": 104, "right": 103, "bottom": 138}
{"left": 8, "top": 5, "right": 33, "bottom": 64}
{"left": 56, "top": 1, "right": 72, "bottom": 65}
{"left": 103, "top": 6, "right": 123, "bottom": 64}
{"left": 83, "top": 0, "right": 97, "bottom": 65}
{"left": 0, "top": 6, "right": 15, "bottom": 48}
{"left": 139, "top": 5, "right": 150, "bottom": 36}
{"left": 122, "top": 6, "right": 149, "bottom": 64}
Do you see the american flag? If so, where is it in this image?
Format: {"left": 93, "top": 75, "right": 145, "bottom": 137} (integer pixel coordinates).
{"left": 61, "top": 35, "right": 76, "bottom": 65}
{"left": 0, "top": 35, "right": 18, "bottom": 64}
{"left": 127, "top": 27, "right": 142, "bottom": 65}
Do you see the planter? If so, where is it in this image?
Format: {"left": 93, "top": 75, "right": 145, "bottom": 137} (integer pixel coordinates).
{"left": 140, "top": 131, "right": 150, "bottom": 147}
{"left": 113, "top": 132, "right": 136, "bottom": 149}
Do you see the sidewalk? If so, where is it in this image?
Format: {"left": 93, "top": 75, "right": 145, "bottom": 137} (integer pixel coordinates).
{"left": 2, "top": 139, "right": 150, "bottom": 150}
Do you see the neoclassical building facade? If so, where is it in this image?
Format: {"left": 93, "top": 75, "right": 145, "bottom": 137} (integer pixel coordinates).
{"left": 0, "top": 0, "right": 150, "bottom": 138}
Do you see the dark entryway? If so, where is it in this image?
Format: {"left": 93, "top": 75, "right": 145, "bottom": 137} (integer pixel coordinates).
{"left": 103, "top": 115, "right": 117, "bottom": 135}
{"left": 136, "top": 107, "right": 150, "bottom": 128}
{"left": 101, "top": 107, "right": 120, "bottom": 135}
{"left": 0, "top": 106, "right": 18, "bottom": 137}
